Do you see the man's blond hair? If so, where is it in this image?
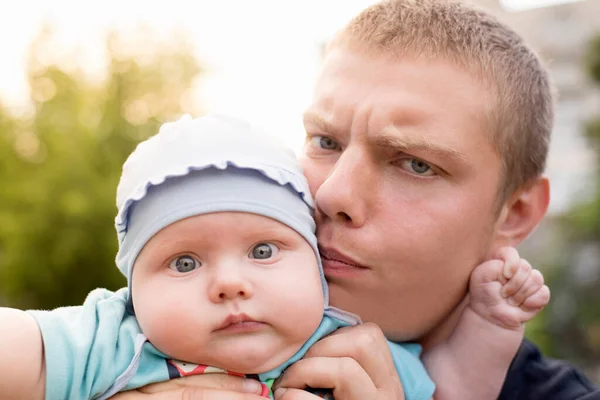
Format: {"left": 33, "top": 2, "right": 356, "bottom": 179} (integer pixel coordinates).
{"left": 330, "top": 0, "right": 555, "bottom": 202}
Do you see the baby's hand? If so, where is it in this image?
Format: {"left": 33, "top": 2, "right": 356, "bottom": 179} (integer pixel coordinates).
{"left": 469, "top": 247, "right": 550, "bottom": 330}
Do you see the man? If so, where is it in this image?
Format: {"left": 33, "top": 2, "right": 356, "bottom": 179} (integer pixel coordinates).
{"left": 115, "top": 0, "right": 600, "bottom": 398}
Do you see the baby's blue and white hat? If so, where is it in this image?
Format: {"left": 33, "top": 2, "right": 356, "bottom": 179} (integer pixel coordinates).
{"left": 114, "top": 114, "right": 330, "bottom": 307}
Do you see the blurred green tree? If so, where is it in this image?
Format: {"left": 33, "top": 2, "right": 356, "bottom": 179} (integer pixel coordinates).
{"left": 558, "top": 33, "right": 600, "bottom": 370}
{"left": 0, "top": 27, "right": 202, "bottom": 309}
{"left": 525, "top": 33, "right": 600, "bottom": 380}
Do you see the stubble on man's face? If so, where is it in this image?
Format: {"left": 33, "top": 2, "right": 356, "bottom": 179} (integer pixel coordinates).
{"left": 300, "top": 47, "right": 504, "bottom": 343}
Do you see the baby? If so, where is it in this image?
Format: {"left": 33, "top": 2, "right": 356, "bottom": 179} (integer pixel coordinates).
{"left": 0, "top": 114, "right": 549, "bottom": 400}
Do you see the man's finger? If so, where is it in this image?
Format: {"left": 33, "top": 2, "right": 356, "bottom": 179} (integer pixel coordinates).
{"left": 301, "top": 323, "right": 399, "bottom": 391}
{"left": 276, "top": 356, "right": 376, "bottom": 400}
{"left": 130, "top": 374, "right": 263, "bottom": 395}
{"left": 274, "top": 387, "right": 322, "bottom": 400}
{"left": 112, "top": 387, "right": 265, "bottom": 400}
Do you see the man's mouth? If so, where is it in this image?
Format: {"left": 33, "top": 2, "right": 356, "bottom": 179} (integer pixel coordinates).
{"left": 319, "top": 246, "right": 370, "bottom": 272}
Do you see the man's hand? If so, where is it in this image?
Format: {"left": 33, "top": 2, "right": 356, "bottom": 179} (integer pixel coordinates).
{"left": 273, "top": 323, "right": 405, "bottom": 400}
{"left": 110, "top": 374, "right": 266, "bottom": 400}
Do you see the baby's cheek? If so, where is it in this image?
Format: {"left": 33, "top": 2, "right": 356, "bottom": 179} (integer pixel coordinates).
{"left": 137, "top": 299, "right": 195, "bottom": 357}
{"left": 280, "top": 280, "right": 324, "bottom": 344}
{"left": 302, "top": 296, "right": 326, "bottom": 335}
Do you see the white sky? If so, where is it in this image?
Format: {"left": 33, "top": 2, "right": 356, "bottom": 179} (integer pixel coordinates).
{"left": 0, "top": 0, "right": 587, "bottom": 213}
{"left": 0, "top": 0, "right": 576, "bottom": 150}
{"left": 501, "top": 0, "right": 583, "bottom": 10}
{"left": 0, "top": 0, "right": 384, "bottom": 151}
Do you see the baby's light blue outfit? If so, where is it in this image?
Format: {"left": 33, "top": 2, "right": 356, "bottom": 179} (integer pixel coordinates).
{"left": 29, "top": 288, "right": 433, "bottom": 400}
{"left": 27, "top": 115, "right": 435, "bottom": 400}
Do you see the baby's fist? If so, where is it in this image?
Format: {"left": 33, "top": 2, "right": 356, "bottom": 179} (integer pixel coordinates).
{"left": 469, "top": 247, "right": 550, "bottom": 330}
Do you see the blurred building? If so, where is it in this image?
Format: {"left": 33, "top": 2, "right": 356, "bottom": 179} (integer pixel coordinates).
{"left": 477, "top": 1, "right": 600, "bottom": 382}
{"left": 475, "top": 0, "right": 600, "bottom": 213}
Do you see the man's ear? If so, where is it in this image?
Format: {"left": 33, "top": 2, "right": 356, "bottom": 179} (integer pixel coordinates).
{"left": 493, "top": 176, "right": 550, "bottom": 247}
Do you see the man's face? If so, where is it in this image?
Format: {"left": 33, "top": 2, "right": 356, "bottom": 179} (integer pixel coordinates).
{"left": 300, "top": 48, "right": 505, "bottom": 342}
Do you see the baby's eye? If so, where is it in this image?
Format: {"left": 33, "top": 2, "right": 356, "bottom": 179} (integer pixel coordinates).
{"left": 249, "top": 243, "right": 279, "bottom": 260}
{"left": 169, "top": 255, "right": 201, "bottom": 273}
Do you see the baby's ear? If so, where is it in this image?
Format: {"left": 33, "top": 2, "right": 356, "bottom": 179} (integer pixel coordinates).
{"left": 491, "top": 176, "right": 550, "bottom": 249}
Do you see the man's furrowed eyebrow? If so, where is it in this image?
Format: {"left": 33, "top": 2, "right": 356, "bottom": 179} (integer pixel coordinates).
{"left": 375, "top": 126, "right": 468, "bottom": 163}
{"left": 302, "top": 111, "right": 338, "bottom": 134}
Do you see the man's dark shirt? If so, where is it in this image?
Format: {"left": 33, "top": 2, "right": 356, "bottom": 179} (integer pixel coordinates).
{"left": 499, "top": 339, "right": 600, "bottom": 399}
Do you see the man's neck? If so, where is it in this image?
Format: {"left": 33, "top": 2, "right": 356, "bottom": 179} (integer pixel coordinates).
{"left": 419, "top": 295, "right": 470, "bottom": 351}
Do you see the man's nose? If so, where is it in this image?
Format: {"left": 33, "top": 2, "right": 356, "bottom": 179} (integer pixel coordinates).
{"left": 314, "top": 147, "right": 375, "bottom": 227}
{"left": 208, "top": 263, "right": 253, "bottom": 303}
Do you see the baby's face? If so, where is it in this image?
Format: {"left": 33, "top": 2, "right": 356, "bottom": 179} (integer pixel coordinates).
{"left": 131, "top": 211, "right": 325, "bottom": 374}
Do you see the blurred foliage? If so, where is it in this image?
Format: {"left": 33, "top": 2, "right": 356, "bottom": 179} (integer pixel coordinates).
{"left": 586, "top": 35, "right": 600, "bottom": 84}
{"left": 524, "top": 32, "right": 600, "bottom": 381}
{"left": 0, "top": 28, "right": 202, "bottom": 309}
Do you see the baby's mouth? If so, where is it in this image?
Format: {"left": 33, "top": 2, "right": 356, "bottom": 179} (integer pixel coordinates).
{"left": 215, "top": 313, "right": 266, "bottom": 332}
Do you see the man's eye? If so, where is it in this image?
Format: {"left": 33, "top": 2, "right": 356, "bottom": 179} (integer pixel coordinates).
{"left": 399, "top": 158, "right": 436, "bottom": 176}
{"left": 169, "top": 255, "right": 201, "bottom": 273}
{"left": 308, "top": 135, "right": 340, "bottom": 151}
{"left": 249, "top": 243, "right": 279, "bottom": 260}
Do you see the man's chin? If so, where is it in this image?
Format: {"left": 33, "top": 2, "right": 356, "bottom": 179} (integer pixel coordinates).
{"left": 327, "top": 289, "right": 430, "bottom": 344}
